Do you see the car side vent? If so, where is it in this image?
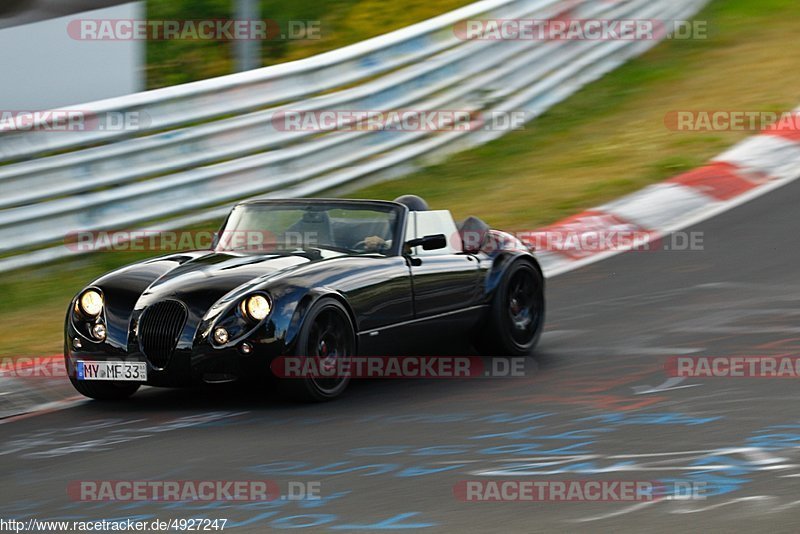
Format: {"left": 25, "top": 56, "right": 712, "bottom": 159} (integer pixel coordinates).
{"left": 139, "top": 300, "right": 187, "bottom": 369}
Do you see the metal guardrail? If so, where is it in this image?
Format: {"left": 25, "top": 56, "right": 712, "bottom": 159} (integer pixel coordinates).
{"left": 0, "top": 0, "right": 709, "bottom": 272}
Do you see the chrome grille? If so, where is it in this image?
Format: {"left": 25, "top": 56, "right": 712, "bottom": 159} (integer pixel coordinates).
{"left": 138, "top": 300, "right": 187, "bottom": 369}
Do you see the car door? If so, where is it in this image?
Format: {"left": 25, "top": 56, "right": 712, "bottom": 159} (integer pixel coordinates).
{"left": 405, "top": 210, "right": 481, "bottom": 320}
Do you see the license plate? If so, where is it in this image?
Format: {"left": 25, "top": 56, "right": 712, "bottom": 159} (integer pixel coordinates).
{"left": 77, "top": 361, "right": 147, "bottom": 382}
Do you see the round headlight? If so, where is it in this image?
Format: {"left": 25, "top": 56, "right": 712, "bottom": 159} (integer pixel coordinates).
{"left": 78, "top": 289, "right": 103, "bottom": 317}
{"left": 241, "top": 294, "right": 270, "bottom": 322}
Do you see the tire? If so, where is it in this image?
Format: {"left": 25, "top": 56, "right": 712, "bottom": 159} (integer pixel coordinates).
{"left": 279, "top": 298, "right": 356, "bottom": 402}
{"left": 68, "top": 376, "right": 140, "bottom": 400}
{"left": 475, "top": 260, "right": 544, "bottom": 356}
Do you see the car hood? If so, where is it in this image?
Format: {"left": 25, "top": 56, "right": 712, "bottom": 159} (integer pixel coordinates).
{"left": 134, "top": 250, "right": 337, "bottom": 311}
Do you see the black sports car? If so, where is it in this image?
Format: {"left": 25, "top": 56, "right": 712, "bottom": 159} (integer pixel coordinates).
{"left": 65, "top": 196, "right": 545, "bottom": 401}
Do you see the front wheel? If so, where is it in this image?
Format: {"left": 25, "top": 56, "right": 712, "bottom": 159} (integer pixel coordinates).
{"left": 279, "top": 298, "right": 356, "bottom": 402}
{"left": 68, "top": 376, "right": 140, "bottom": 400}
{"left": 475, "top": 260, "right": 544, "bottom": 356}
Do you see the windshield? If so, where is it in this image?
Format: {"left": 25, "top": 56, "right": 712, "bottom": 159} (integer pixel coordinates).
{"left": 216, "top": 201, "right": 402, "bottom": 255}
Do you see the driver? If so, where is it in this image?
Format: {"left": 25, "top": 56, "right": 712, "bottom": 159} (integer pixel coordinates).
{"left": 362, "top": 235, "right": 387, "bottom": 252}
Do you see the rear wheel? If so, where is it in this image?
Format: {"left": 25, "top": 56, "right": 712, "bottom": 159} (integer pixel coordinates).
{"left": 476, "top": 260, "right": 544, "bottom": 356}
{"left": 68, "top": 376, "right": 140, "bottom": 400}
{"left": 279, "top": 298, "right": 355, "bottom": 402}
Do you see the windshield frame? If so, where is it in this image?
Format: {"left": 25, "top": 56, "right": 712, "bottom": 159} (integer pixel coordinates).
{"left": 216, "top": 198, "right": 409, "bottom": 257}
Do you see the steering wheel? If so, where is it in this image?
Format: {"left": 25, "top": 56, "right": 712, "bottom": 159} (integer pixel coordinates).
{"left": 351, "top": 239, "right": 371, "bottom": 252}
{"left": 352, "top": 238, "right": 390, "bottom": 253}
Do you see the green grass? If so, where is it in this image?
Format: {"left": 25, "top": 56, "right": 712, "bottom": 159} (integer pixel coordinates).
{"left": 349, "top": 0, "right": 800, "bottom": 229}
{"left": 146, "top": 0, "right": 474, "bottom": 88}
{"left": 2, "top": 0, "right": 800, "bottom": 356}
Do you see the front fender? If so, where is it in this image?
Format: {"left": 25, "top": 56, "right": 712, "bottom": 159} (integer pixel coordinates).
{"left": 280, "top": 287, "right": 357, "bottom": 355}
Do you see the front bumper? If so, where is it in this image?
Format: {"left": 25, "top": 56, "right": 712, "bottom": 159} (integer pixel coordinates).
{"left": 64, "top": 326, "right": 283, "bottom": 387}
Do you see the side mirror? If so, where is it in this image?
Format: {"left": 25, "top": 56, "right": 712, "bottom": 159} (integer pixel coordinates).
{"left": 406, "top": 234, "right": 447, "bottom": 251}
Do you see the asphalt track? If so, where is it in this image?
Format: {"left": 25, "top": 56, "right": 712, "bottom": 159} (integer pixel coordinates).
{"left": 2, "top": 177, "right": 800, "bottom": 533}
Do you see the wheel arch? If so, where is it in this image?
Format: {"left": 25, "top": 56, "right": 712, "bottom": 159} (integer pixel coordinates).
{"left": 483, "top": 251, "right": 544, "bottom": 300}
{"left": 283, "top": 288, "right": 359, "bottom": 354}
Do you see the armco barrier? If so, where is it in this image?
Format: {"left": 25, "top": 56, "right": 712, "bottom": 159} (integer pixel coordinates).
{"left": 0, "top": 0, "right": 709, "bottom": 272}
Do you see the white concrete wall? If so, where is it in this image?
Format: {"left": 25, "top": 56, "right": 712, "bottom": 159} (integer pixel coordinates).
{"left": 0, "top": 2, "right": 144, "bottom": 110}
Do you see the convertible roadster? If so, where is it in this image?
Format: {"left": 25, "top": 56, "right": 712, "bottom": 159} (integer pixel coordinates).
{"left": 65, "top": 196, "right": 544, "bottom": 401}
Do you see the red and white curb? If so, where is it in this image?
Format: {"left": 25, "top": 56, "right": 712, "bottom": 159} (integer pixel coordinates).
{"left": 529, "top": 115, "right": 800, "bottom": 277}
